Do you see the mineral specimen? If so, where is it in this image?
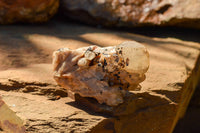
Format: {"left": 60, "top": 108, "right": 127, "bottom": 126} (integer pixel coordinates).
{"left": 53, "top": 41, "right": 149, "bottom": 106}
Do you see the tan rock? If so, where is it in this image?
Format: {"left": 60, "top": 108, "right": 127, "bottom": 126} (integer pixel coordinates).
{"left": 0, "top": 0, "right": 59, "bottom": 24}
{"left": 60, "top": 0, "right": 200, "bottom": 28}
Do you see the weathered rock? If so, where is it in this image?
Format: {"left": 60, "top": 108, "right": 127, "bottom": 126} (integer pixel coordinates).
{"left": 0, "top": 96, "right": 25, "bottom": 133}
{"left": 0, "top": 0, "right": 59, "bottom": 24}
{"left": 53, "top": 41, "right": 149, "bottom": 106}
{"left": 60, "top": 0, "right": 200, "bottom": 28}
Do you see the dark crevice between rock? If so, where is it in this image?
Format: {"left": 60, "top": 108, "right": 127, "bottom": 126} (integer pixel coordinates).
{"left": 0, "top": 79, "right": 68, "bottom": 98}
{"left": 66, "top": 91, "right": 175, "bottom": 117}
{"left": 161, "top": 18, "right": 200, "bottom": 29}
{"left": 156, "top": 4, "right": 172, "bottom": 14}
{"left": 25, "top": 121, "right": 58, "bottom": 132}
{"left": 66, "top": 97, "right": 112, "bottom": 117}
{"left": 0, "top": 79, "right": 49, "bottom": 91}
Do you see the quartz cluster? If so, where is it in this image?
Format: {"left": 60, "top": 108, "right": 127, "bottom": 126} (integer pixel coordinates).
{"left": 53, "top": 41, "right": 149, "bottom": 106}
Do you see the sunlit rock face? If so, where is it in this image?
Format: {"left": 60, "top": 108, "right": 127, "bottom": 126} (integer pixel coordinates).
{"left": 53, "top": 41, "right": 149, "bottom": 106}
{"left": 0, "top": 0, "right": 59, "bottom": 24}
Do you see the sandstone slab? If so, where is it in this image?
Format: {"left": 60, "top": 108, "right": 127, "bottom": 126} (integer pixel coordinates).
{"left": 60, "top": 0, "right": 200, "bottom": 29}
{"left": 0, "top": 21, "right": 199, "bottom": 132}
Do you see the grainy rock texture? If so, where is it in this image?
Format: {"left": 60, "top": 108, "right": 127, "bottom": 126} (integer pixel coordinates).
{"left": 53, "top": 42, "right": 149, "bottom": 106}
{"left": 0, "top": 21, "right": 199, "bottom": 132}
{"left": 0, "top": 0, "right": 59, "bottom": 24}
{"left": 60, "top": 0, "right": 200, "bottom": 28}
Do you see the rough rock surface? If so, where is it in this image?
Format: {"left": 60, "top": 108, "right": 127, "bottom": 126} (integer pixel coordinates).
{"left": 0, "top": 21, "right": 199, "bottom": 132}
{"left": 0, "top": 0, "right": 59, "bottom": 24}
{"left": 60, "top": 0, "right": 200, "bottom": 28}
{"left": 53, "top": 42, "right": 149, "bottom": 106}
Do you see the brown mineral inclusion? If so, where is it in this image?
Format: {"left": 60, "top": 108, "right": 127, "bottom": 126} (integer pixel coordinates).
{"left": 53, "top": 41, "right": 149, "bottom": 106}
